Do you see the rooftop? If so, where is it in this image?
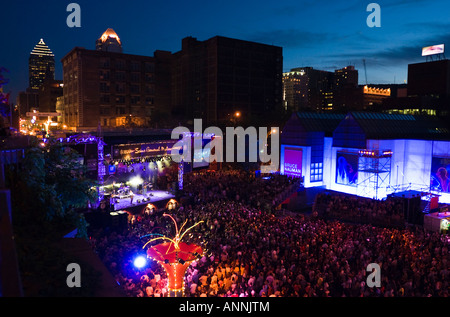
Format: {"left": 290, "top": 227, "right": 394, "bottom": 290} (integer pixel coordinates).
{"left": 30, "top": 39, "right": 54, "bottom": 57}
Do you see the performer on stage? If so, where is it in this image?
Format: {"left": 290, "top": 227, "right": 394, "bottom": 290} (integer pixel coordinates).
{"left": 130, "top": 192, "right": 135, "bottom": 205}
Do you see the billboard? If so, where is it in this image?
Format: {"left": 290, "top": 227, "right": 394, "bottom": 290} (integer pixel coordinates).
{"left": 422, "top": 44, "right": 445, "bottom": 57}
{"left": 336, "top": 152, "right": 358, "bottom": 186}
{"left": 430, "top": 156, "right": 450, "bottom": 192}
{"left": 283, "top": 147, "right": 303, "bottom": 178}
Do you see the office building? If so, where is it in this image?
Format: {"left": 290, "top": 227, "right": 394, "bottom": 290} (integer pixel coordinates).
{"left": 382, "top": 60, "right": 450, "bottom": 119}
{"left": 29, "top": 39, "right": 55, "bottom": 90}
{"left": 283, "top": 66, "right": 359, "bottom": 112}
{"left": 334, "top": 65, "right": 358, "bottom": 90}
{"left": 171, "top": 36, "right": 283, "bottom": 125}
{"left": 407, "top": 59, "right": 450, "bottom": 96}
{"left": 282, "top": 69, "right": 309, "bottom": 112}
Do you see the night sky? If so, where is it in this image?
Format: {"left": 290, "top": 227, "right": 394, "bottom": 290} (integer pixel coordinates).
{"left": 2, "top": 0, "right": 450, "bottom": 101}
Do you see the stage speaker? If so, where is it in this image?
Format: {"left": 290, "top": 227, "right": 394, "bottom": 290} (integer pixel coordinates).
{"left": 110, "top": 212, "right": 120, "bottom": 228}
{"left": 117, "top": 211, "right": 128, "bottom": 232}
{"left": 388, "top": 194, "right": 423, "bottom": 225}
{"left": 404, "top": 196, "right": 423, "bottom": 225}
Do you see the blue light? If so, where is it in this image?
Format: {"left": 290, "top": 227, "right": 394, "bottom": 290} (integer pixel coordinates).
{"left": 133, "top": 256, "right": 147, "bottom": 269}
{"left": 109, "top": 164, "right": 116, "bottom": 174}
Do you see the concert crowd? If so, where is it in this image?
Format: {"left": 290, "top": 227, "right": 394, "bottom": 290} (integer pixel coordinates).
{"left": 89, "top": 170, "right": 449, "bottom": 297}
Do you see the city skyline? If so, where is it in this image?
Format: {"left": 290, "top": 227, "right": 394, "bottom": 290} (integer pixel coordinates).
{"left": 2, "top": 0, "right": 450, "bottom": 101}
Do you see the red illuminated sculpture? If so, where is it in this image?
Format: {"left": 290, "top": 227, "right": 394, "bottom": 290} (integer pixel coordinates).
{"left": 142, "top": 214, "right": 204, "bottom": 297}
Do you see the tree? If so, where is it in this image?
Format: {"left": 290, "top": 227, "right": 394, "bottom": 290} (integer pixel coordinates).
{"left": 9, "top": 138, "right": 98, "bottom": 233}
{"left": 6, "top": 138, "right": 101, "bottom": 296}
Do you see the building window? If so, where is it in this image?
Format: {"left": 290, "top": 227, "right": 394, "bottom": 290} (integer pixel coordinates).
{"left": 145, "top": 73, "right": 154, "bottom": 83}
{"left": 131, "top": 107, "right": 141, "bottom": 115}
{"left": 131, "top": 95, "right": 141, "bottom": 105}
{"left": 130, "top": 84, "right": 140, "bottom": 94}
{"left": 100, "top": 94, "right": 110, "bottom": 104}
{"left": 99, "top": 70, "right": 110, "bottom": 80}
{"left": 116, "top": 107, "right": 126, "bottom": 115}
{"left": 115, "top": 71, "right": 126, "bottom": 81}
{"left": 115, "top": 59, "right": 125, "bottom": 70}
{"left": 116, "top": 83, "right": 125, "bottom": 93}
{"left": 100, "top": 58, "right": 110, "bottom": 68}
{"left": 145, "top": 85, "right": 155, "bottom": 94}
{"left": 116, "top": 95, "right": 125, "bottom": 104}
{"left": 144, "top": 62, "right": 155, "bottom": 72}
{"left": 131, "top": 61, "right": 141, "bottom": 71}
{"left": 310, "top": 162, "right": 323, "bottom": 182}
{"left": 145, "top": 97, "right": 154, "bottom": 105}
{"left": 100, "top": 107, "right": 110, "bottom": 115}
{"left": 130, "top": 72, "right": 140, "bottom": 82}
{"left": 100, "top": 82, "right": 110, "bottom": 92}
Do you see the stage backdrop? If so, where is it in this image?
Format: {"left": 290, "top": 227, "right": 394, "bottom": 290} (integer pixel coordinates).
{"left": 335, "top": 151, "right": 358, "bottom": 186}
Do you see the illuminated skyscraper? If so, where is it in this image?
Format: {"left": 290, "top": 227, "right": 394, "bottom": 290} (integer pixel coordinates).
{"left": 29, "top": 39, "right": 55, "bottom": 90}
{"left": 96, "top": 28, "right": 123, "bottom": 53}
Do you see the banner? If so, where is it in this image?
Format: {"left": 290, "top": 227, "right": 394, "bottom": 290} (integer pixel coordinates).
{"left": 283, "top": 148, "right": 302, "bottom": 178}
{"left": 113, "top": 141, "right": 177, "bottom": 160}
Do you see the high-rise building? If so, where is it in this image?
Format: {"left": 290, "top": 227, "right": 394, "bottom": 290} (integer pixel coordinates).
{"left": 334, "top": 65, "right": 358, "bottom": 89}
{"left": 171, "top": 36, "right": 283, "bottom": 125}
{"left": 282, "top": 67, "right": 335, "bottom": 112}
{"left": 29, "top": 39, "right": 55, "bottom": 90}
{"left": 96, "top": 28, "right": 123, "bottom": 53}
{"left": 282, "top": 69, "right": 309, "bottom": 112}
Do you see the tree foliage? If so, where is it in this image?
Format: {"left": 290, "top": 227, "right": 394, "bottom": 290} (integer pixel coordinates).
{"left": 7, "top": 138, "right": 101, "bottom": 296}
{"left": 14, "top": 139, "right": 98, "bottom": 224}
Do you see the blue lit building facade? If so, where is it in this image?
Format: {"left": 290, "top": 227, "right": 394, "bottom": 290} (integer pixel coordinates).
{"left": 281, "top": 112, "right": 450, "bottom": 203}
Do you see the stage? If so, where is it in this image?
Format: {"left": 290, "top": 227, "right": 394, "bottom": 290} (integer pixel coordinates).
{"left": 84, "top": 190, "right": 177, "bottom": 233}
{"left": 111, "top": 190, "right": 175, "bottom": 210}
{"left": 111, "top": 190, "right": 176, "bottom": 212}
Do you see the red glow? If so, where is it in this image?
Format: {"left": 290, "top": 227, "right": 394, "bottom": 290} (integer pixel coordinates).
{"left": 147, "top": 242, "right": 203, "bottom": 294}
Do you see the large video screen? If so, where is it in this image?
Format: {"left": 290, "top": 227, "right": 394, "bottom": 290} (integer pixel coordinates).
{"left": 335, "top": 152, "right": 358, "bottom": 186}
{"left": 430, "top": 156, "right": 450, "bottom": 192}
{"left": 283, "top": 148, "right": 303, "bottom": 178}
{"left": 193, "top": 146, "right": 211, "bottom": 168}
{"left": 422, "top": 44, "right": 445, "bottom": 56}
